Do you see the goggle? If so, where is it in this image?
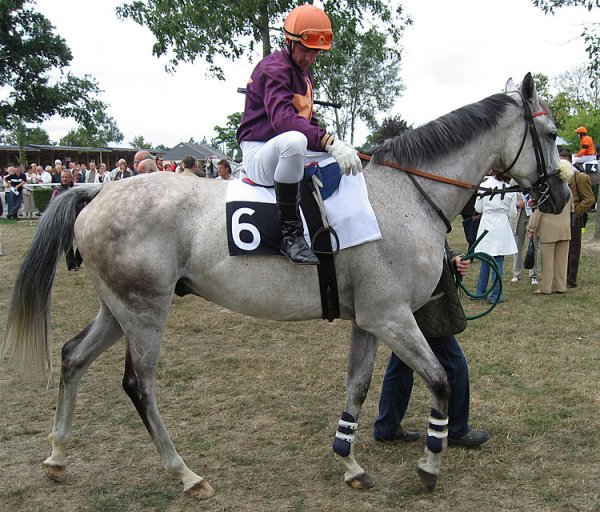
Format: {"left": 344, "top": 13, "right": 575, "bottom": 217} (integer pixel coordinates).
{"left": 285, "top": 28, "right": 333, "bottom": 49}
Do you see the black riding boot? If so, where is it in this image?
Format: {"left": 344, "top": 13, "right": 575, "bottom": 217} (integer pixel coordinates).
{"left": 275, "top": 181, "right": 319, "bottom": 265}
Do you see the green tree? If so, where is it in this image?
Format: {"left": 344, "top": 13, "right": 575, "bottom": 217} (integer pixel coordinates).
{"left": 532, "top": 0, "right": 600, "bottom": 77}
{"left": 59, "top": 111, "right": 123, "bottom": 147}
{"left": 2, "top": 121, "right": 52, "bottom": 145}
{"left": 314, "top": 26, "right": 405, "bottom": 143}
{"left": 212, "top": 112, "right": 242, "bottom": 159}
{"left": 117, "top": 1, "right": 409, "bottom": 145}
{"left": 546, "top": 65, "right": 600, "bottom": 147}
{"left": 0, "top": 0, "right": 121, "bottom": 138}
{"left": 361, "top": 114, "right": 412, "bottom": 151}
{"left": 130, "top": 135, "right": 153, "bottom": 148}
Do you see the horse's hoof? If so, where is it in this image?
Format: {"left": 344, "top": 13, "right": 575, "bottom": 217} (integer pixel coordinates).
{"left": 184, "top": 479, "right": 215, "bottom": 499}
{"left": 345, "top": 472, "right": 375, "bottom": 490}
{"left": 417, "top": 468, "right": 437, "bottom": 492}
{"left": 43, "top": 461, "right": 66, "bottom": 483}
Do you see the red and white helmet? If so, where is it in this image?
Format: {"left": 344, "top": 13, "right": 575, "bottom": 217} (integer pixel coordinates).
{"left": 283, "top": 4, "right": 333, "bottom": 50}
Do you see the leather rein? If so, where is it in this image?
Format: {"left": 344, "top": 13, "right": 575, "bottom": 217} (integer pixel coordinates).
{"left": 359, "top": 95, "right": 550, "bottom": 233}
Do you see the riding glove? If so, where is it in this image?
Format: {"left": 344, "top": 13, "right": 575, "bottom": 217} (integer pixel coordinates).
{"left": 326, "top": 138, "right": 362, "bottom": 176}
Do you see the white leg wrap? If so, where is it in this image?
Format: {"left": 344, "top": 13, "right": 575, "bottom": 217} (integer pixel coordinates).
{"left": 418, "top": 446, "right": 444, "bottom": 477}
{"left": 334, "top": 444, "right": 365, "bottom": 482}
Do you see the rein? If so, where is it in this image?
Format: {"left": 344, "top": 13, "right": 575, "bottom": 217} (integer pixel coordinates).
{"left": 358, "top": 152, "right": 476, "bottom": 190}
{"left": 358, "top": 152, "right": 475, "bottom": 233}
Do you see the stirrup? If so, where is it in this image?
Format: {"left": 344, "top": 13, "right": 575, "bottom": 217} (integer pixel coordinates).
{"left": 311, "top": 226, "right": 340, "bottom": 255}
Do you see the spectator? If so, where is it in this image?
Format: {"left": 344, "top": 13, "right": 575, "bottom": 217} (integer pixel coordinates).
{"left": 374, "top": 244, "right": 489, "bottom": 448}
{"left": 459, "top": 192, "right": 480, "bottom": 248}
{"left": 510, "top": 188, "right": 538, "bottom": 285}
{"left": 50, "top": 171, "right": 83, "bottom": 271}
{"left": 155, "top": 155, "right": 164, "bottom": 171}
{"left": 110, "top": 159, "right": 121, "bottom": 179}
{"left": 77, "top": 163, "right": 87, "bottom": 183}
{"left": 4, "top": 165, "right": 27, "bottom": 219}
{"left": 137, "top": 158, "right": 159, "bottom": 174}
{"left": 180, "top": 155, "right": 202, "bottom": 178}
{"left": 86, "top": 161, "right": 98, "bottom": 183}
{"left": 560, "top": 150, "right": 595, "bottom": 289}
{"left": 216, "top": 159, "right": 235, "bottom": 180}
{"left": 134, "top": 150, "right": 153, "bottom": 175}
{"left": 528, "top": 161, "right": 574, "bottom": 295}
{"left": 474, "top": 170, "right": 517, "bottom": 304}
{"left": 39, "top": 165, "right": 53, "bottom": 184}
{"left": 22, "top": 164, "right": 39, "bottom": 219}
{"left": 51, "top": 160, "right": 62, "bottom": 183}
{"left": 114, "top": 160, "right": 133, "bottom": 180}
{"left": 97, "top": 163, "right": 112, "bottom": 184}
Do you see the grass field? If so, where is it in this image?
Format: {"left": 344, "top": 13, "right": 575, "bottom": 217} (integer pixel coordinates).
{"left": 1, "top": 215, "right": 599, "bottom": 512}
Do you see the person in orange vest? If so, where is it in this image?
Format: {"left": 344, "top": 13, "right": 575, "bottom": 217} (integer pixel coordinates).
{"left": 572, "top": 126, "right": 596, "bottom": 165}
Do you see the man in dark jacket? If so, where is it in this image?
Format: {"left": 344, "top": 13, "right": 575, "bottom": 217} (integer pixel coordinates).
{"left": 373, "top": 246, "right": 490, "bottom": 447}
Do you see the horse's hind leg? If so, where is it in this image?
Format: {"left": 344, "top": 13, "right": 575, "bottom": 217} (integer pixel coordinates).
{"left": 43, "top": 302, "right": 123, "bottom": 482}
{"left": 332, "top": 321, "right": 378, "bottom": 489}
{"left": 121, "top": 324, "right": 214, "bottom": 499}
{"left": 366, "top": 313, "right": 450, "bottom": 492}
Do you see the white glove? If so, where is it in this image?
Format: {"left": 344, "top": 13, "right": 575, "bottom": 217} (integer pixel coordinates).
{"left": 326, "top": 138, "right": 362, "bottom": 176}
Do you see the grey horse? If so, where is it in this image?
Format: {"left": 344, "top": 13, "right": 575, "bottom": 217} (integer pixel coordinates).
{"left": 2, "top": 73, "right": 570, "bottom": 498}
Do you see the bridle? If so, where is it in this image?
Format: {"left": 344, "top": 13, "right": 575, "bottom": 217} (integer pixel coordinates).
{"left": 359, "top": 92, "right": 555, "bottom": 232}
{"left": 498, "top": 91, "right": 554, "bottom": 208}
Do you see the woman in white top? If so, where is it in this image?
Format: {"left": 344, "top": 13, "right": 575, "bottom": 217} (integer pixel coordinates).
{"left": 23, "top": 164, "right": 41, "bottom": 218}
{"left": 474, "top": 170, "right": 518, "bottom": 303}
{"left": 97, "top": 163, "right": 113, "bottom": 184}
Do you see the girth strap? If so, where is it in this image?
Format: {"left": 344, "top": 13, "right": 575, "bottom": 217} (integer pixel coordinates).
{"left": 300, "top": 180, "right": 340, "bottom": 322}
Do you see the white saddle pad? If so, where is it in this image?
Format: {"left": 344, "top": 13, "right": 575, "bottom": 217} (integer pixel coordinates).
{"left": 226, "top": 172, "right": 381, "bottom": 251}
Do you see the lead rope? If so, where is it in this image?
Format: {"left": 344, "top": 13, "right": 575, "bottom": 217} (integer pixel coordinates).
{"left": 456, "top": 230, "right": 503, "bottom": 320}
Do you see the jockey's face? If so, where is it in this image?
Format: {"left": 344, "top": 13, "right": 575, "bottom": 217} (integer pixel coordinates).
{"left": 291, "top": 43, "right": 320, "bottom": 70}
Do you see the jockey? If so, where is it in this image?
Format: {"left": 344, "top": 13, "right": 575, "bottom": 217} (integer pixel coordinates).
{"left": 236, "top": 3, "right": 362, "bottom": 265}
{"left": 573, "top": 126, "right": 596, "bottom": 165}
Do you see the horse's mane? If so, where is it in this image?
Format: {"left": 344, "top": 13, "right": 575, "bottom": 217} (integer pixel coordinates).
{"left": 373, "top": 93, "right": 518, "bottom": 167}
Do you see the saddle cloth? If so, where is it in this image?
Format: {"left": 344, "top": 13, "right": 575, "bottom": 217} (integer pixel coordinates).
{"left": 225, "top": 165, "right": 381, "bottom": 256}
{"left": 582, "top": 160, "right": 598, "bottom": 174}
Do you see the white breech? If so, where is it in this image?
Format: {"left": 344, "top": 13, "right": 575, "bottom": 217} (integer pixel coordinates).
{"left": 241, "top": 131, "right": 329, "bottom": 185}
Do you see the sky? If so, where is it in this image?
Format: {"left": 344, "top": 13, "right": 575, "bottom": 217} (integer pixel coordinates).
{"left": 34, "top": 0, "right": 595, "bottom": 149}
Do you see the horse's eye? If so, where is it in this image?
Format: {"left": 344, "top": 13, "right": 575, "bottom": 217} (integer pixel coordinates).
{"left": 549, "top": 132, "right": 557, "bottom": 141}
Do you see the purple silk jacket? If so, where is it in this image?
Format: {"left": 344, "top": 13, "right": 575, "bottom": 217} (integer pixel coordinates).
{"left": 236, "top": 49, "right": 330, "bottom": 152}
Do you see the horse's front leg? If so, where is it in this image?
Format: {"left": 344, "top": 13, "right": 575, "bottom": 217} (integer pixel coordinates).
{"left": 332, "top": 321, "right": 378, "bottom": 489}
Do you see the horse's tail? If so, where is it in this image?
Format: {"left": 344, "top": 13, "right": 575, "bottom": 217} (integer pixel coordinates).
{"left": 2, "top": 185, "right": 103, "bottom": 379}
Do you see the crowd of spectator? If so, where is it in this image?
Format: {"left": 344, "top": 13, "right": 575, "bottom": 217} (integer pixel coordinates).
{"left": 1, "top": 153, "right": 239, "bottom": 218}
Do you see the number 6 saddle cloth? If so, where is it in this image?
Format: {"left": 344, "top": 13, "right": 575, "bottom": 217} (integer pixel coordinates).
{"left": 225, "top": 161, "right": 381, "bottom": 257}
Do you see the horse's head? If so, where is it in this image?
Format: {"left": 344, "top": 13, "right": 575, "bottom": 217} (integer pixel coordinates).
{"left": 503, "top": 73, "right": 570, "bottom": 214}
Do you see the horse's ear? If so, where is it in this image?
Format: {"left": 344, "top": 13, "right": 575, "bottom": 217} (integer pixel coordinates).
{"left": 505, "top": 77, "right": 517, "bottom": 93}
{"left": 521, "top": 72, "right": 539, "bottom": 105}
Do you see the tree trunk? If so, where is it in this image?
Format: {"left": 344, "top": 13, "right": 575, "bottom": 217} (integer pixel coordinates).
{"left": 258, "top": 5, "right": 271, "bottom": 57}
